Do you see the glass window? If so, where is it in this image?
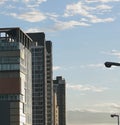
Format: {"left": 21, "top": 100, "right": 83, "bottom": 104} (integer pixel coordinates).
{"left": 0, "top": 57, "right": 19, "bottom": 64}
{"left": 0, "top": 64, "right": 19, "bottom": 71}
{"left": 0, "top": 40, "right": 19, "bottom": 50}
{"left": 0, "top": 94, "right": 20, "bottom": 101}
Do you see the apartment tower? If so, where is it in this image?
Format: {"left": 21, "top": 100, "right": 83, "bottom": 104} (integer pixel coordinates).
{"left": 0, "top": 28, "right": 32, "bottom": 125}
{"left": 27, "top": 33, "right": 53, "bottom": 125}
{"left": 53, "top": 76, "right": 66, "bottom": 125}
{"left": 53, "top": 90, "right": 59, "bottom": 125}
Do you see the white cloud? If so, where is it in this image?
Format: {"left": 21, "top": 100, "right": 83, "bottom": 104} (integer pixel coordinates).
{"left": 64, "top": 1, "right": 113, "bottom": 17}
{"left": 53, "top": 66, "right": 61, "bottom": 71}
{"left": 86, "top": 0, "right": 120, "bottom": 3}
{"left": 64, "top": 1, "right": 115, "bottom": 24}
{"left": 96, "top": 4, "right": 112, "bottom": 11}
{"left": 9, "top": 11, "right": 46, "bottom": 22}
{"left": 26, "top": 19, "right": 90, "bottom": 32}
{"left": 22, "top": 0, "right": 46, "bottom": 3}
{"left": 80, "top": 63, "right": 104, "bottom": 69}
{"left": 53, "top": 20, "right": 90, "bottom": 30}
{"left": 0, "top": 0, "right": 118, "bottom": 30}
{"left": 22, "top": 0, "right": 47, "bottom": 8}
{"left": 102, "top": 50, "right": 120, "bottom": 58}
{"left": 110, "top": 103, "right": 120, "bottom": 109}
{"left": 69, "top": 102, "right": 120, "bottom": 114}
{"left": 0, "top": 0, "right": 7, "bottom": 4}
{"left": 46, "top": 13, "right": 59, "bottom": 22}
{"left": 23, "top": 0, "right": 30, "bottom": 2}
{"left": 67, "top": 84, "right": 108, "bottom": 92}
{"left": 94, "top": 103, "right": 120, "bottom": 109}
{"left": 36, "top": 0, "right": 47, "bottom": 4}
{"left": 87, "top": 63, "right": 104, "bottom": 68}
{"left": 90, "top": 16, "right": 114, "bottom": 23}
{"left": 88, "top": 102, "right": 120, "bottom": 113}
{"left": 64, "top": 2, "right": 91, "bottom": 17}
{"left": 110, "top": 50, "right": 120, "bottom": 57}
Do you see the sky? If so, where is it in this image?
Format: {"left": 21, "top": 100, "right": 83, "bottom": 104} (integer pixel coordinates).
{"left": 1, "top": 0, "right": 120, "bottom": 125}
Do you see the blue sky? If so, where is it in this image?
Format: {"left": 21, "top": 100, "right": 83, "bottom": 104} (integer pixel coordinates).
{"left": 1, "top": 0, "right": 120, "bottom": 125}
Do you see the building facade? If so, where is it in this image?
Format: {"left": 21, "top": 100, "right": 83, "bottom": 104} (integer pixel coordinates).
{"left": 53, "top": 76, "right": 66, "bottom": 125}
{"left": 27, "top": 33, "right": 53, "bottom": 125}
{"left": 53, "top": 90, "right": 59, "bottom": 125}
{"left": 0, "top": 28, "right": 32, "bottom": 125}
{"left": 0, "top": 27, "right": 65, "bottom": 125}
{"left": 46, "top": 41, "right": 53, "bottom": 125}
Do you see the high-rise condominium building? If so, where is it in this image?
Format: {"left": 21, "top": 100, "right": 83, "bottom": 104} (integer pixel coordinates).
{"left": 27, "top": 33, "right": 53, "bottom": 125}
{"left": 53, "top": 76, "right": 66, "bottom": 125}
{"left": 53, "top": 90, "right": 59, "bottom": 125}
{"left": 0, "top": 28, "right": 32, "bottom": 125}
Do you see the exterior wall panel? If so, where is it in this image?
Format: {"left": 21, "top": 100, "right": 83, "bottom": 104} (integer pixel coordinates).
{"left": 28, "top": 33, "right": 53, "bottom": 125}
{"left": 0, "top": 78, "right": 20, "bottom": 94}
{"left": 0, "top": 101, "right": 10, "bottom": 125}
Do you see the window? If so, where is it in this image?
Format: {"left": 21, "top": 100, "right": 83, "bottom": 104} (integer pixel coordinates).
{"left": 0, "top": 57, "right": 19, "bottom": 64}
{"left": 0, "top": 94, "right": 20, "bottom": 101}
{"left": 0, "top": 64, "right": 19, "bottom": 71}
{"left": 0, "top": 40, "right": 19, "bottom": 50}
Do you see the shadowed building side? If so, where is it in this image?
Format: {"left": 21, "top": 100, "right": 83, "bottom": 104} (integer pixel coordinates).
{"left": 53, "top": 76, "right": 66, "bottom": 125}
{"left": 46, "top": 41, "right": 53, "bottom": 125}
{"left": 28, "top": 32, "right": 47, "bottom": 125}
{"left": 27, "top": 33, "right": 53, "bottom": 125}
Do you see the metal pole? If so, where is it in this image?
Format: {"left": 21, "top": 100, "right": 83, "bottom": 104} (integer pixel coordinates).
{"left": 118, "top": 115, "right": 119, "bottom": 125}
{"left": 111, "top": 114, "right": 119, "bottom": 125}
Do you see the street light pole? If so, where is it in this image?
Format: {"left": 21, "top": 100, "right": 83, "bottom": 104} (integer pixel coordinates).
{"left": 111, "top": 114, "right": 119, "bottom": 125}
{"left": 104, "top": 63, "right": 120, "bottom": 125}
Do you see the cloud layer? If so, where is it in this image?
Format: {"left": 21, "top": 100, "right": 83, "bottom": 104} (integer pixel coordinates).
{"left": 10, "top": 11, "right": 46, "bottom": 22}
{"left": 67, "top": 84, "right": 108, "bottom": 92}
{"left": 0, "top": 0, "right": 120, "bottom": 31}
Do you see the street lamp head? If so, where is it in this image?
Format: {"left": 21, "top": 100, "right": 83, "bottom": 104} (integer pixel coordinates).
{"left": 111, "top": 114, "right": 119, "bottom": 118}
{"left": 111, "top": 114, "right": 115, "bottom": 117}
{"left": 104, "top": 62, "right": 112, "bottom": 68}
{"left": 104, "top": 61, "right": 120, "bottom": 68}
